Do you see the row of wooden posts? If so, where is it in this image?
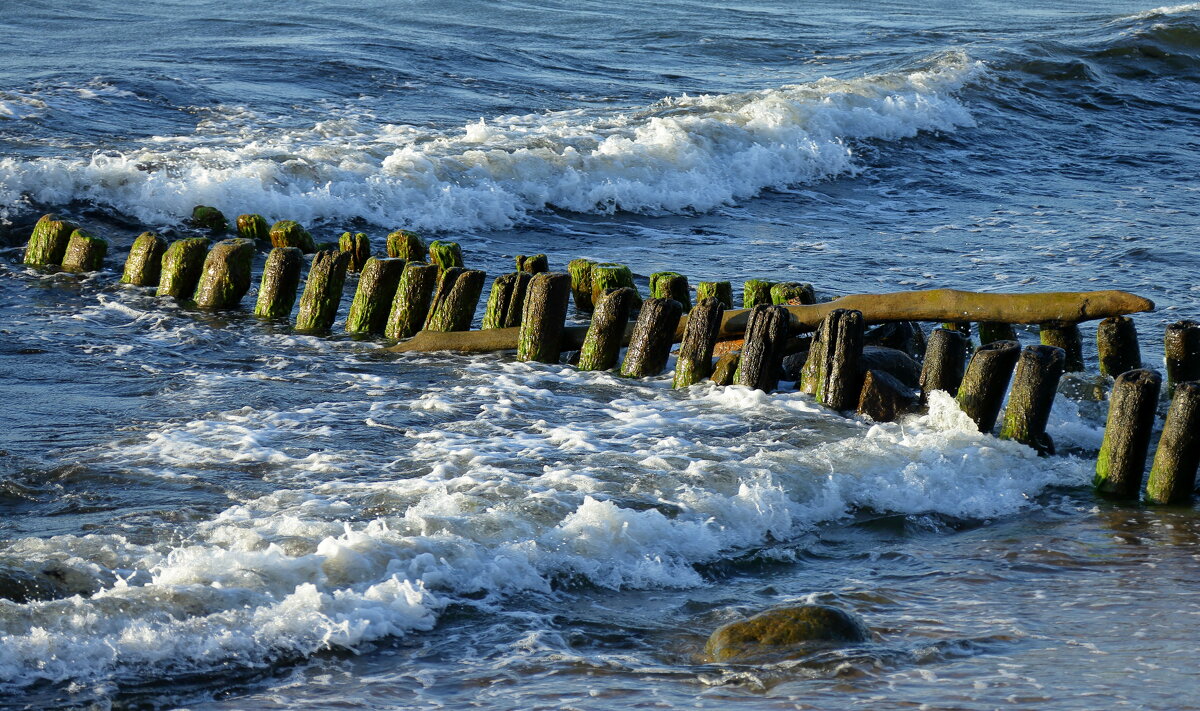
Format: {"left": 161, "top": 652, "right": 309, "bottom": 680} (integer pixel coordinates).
{"left": 19, "top": 208, "right": 1200, "bottom": 505}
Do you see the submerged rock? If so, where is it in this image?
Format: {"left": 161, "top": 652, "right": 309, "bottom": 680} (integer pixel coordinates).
{"left": 705, "top": 605, "right": 870, "bottom": 663}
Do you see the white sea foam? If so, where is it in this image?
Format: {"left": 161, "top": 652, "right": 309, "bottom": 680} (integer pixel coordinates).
{"left": 1126, "top": 3, "right": 1200, "bottom": 20}
{"left": 0, "top": 52, "right": 980, "bottom": 229}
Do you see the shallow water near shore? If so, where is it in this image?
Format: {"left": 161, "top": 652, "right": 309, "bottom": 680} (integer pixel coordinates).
{"left": 3, "top": 1, "right": 1200, "bottom": 709}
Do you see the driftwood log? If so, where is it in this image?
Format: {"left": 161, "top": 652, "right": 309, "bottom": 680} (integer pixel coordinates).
{"left": 387, "top": 289, "right": 1154, "bottom": 355}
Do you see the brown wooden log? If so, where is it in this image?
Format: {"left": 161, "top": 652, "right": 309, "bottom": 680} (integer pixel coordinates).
{"left": 735, "top": 305, "right": 790, "bottom": 392}
{"left": 799, "top": 309, "right": 865, "bottom": 410}
{"left": 482, "top": 272, "right": 532, "bottom": 330}
{"left": 999, "top": 345, "right": 1066, "bottom": 456}
{"left": 1165, "top": 320, "right": 1200, "bottom": 397}
{"left": 1145, "top": 381, "right": 1200, "bottom": 505}
{"left": 620, "top": 297, "right": 683, "bottom": 378}
{"left": 578, "top": 287, "right": 636, "bottom": 371}
{"left": 920, "top": 328, "right": 969, "bottom": 400}
{"left": 956, "top": 340, "right": 1020, "bottom": 434}
{"left": 1040, "top": 323, "right": 1085, "bottom": 373}
{"left": 673, "top": 297, "right": 723, "bottom": 388}
{"left": 387, "top": 289, "right": 1154, "bottom": 354}
{"left": 1097, "top": 315, "right": 1142, "bottom": 378}
{"left": 1094, "top": 368, "right": 1162, "bottom": 499}
{"left": 517, "top": 272, "right": 571, "bottom": 363}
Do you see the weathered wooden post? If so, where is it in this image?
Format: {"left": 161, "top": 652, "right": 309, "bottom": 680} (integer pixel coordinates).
{"left": 236, "top": 214, "right": 270, "bottom": 243}
{"left": 1096, "top": 315, "right": 1141, "bottom": 378}
{"left": 1165, "top": 320, "right": 1200, "bottom": 396}
{"left": 345, "top": 257, "right": 406, "bottom": 334}
{"left": 254, "top": 247, "right": 304, "bottom": 319}
{"left": 516, "top": 254, "right": 548, "bottom": 274}
{"left": 1094, "top": 369, "right": 1162, "bottom": 499}
{"left": 191, "top": 205, "right": 227, "bottom": 233}
{"left": 23, "top": 214, "right": 77, "bottom": 267}
{"left": 428, "top": 240, "right": 464, "bottom": 273}
{"left": 566, "top": 258, "right": 595, "bottom": 312}
{"left": 978, "top": 322, "right": 1018, "bottom": 345}
{"left": 999, "top": 345, "right": 1066, "bottom": 455}
{"left": 800, "top": 309, "right": 865, "bottom": 410}
{"left": 711, "top": 353, "right": 740, "bottom": 385}
{"left": 194, "top": 238, "right": 255, "bottom": 308}
{"left": 120, "top": 232, "right": 168, "bottom": 286}
{"left": 385, "top": 262, "right": 440, "bottom": 340}
{"left": 742, "top": 280, "right": 774, "bottom": 308}
{"left": 339, "top": 232, "right": 372, "bottom": 272}
{"left": 696, "top": 281, "right": 733, "bottom": 309}
{"left": 1040, "top": 323, "right": 1084, "bottom": 372}
{"left": 621, "top": 298, "right": 683, "bottom": 378}
{"left": 295, "top": 249, "right": 351, "bottom": 331}
{"left": 590, "top": 263, "right": 640, "bottom": 310}
{"left": 157, "top": 238, "right": 210, "bottom": 300}
{"left": 482, "top": 272, "right": 532, "bottom": 330}
{"left": 771, "top": 282, "right": 815, "bottom": 306}
{"left": 423, "top": 268, "right": 485, "bottom": 332}
{"left": 578, "top": 287, "right": 636, "bottom": 371}
{"left": 60, "top": 230, "right": 108, "bottom": 273}
{"left": 1145, "top": 382, "right": 1200, "bottom": 505}
{"left": 517, "top": 272, "right": 572, "bottom": 363}
{"left": 269, "top": 220, "right": 316, "bottom": 252}
{"left": 386, "top": 229, "right": 425, "bottom": 261}
{"left": 650, "top": 272, "right": 692, "bottom": 311}
{"left": 736, "top": 304, "right": 790, "bottom": 391}
{"left": 920, "top": 328, "right": 969, "bottom": 399}
{"left": 673, "top": 297, "right": 723, "bottom": 388}
{"left": 956, "top": 340, "right": 1020, "bottom": 434}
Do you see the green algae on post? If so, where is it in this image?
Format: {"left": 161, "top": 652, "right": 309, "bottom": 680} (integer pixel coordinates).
{"left": 742, "top": 279, "right": 774, "bottom": 308}
{"left": 191, "top": 205, "right": 227, "bottom": 233}
{"left": 590, "top": 263, "right": 640, "bottom": 310}
{"left": 711, "top": 352, "right": 740, "bottom": 385}
{"left": 428, "top": 241, "right": 464, "bottom": 274}
{"left": 735, "top": 304, "right": 790, "bottom": 392}
{"left": 1097, "top": 315, "right": 1141, "bottom": 378}
{"left": 517, "top": 272, "right": 572, "bottom": 363}
{"left": 956, "top": 340, "right": 1020, "bottom": 434}
{"left": 577, "top": 287, "right": 636, "bottom": 371}
{"left": 999, "top": 344, "right": 1066, "bottom": 456}
{"left": 157, "top": 238, "right": 211, "bottom": 300}
{"left": 1164, "top": 320, "right": 1200, "bottom": 397}
{"left": 673, "top": 297, "right": 723, "bottom": 388}
{"left": 269, "top": 220, "right": 316, "bottom": 253}
{"left": 120, "top": 232, "right": 168, "bottom": 286}
{"left": 704, "top": 605, "right": 869, "bottom": 663}
{"left": 978, "top": 322, "right": 1018, "bottom": 345}
{"left": 696, "top": 281, "right": 733, "bottom": 309}
{"left": 620, "top": 297, "right": 682, "bottom": 378}
{"left": 1094, "top": 368, "right": 1162, "bottom": 499}
{"left": 194, "top": 238, "right": 255, "bottom": 309}
{"left": 799, "top": 308, "right": 864, "bottom": 410}
{"left": 1145, "top": 381, "right": 1200, "bottom": 505}
{"left": 60, "top": 229, "right": 108, "bottom": 273}
{"left": 482, "top": 272, "right": 531, "bottom": 330}
{"left": 386, "top": 230, "right": 425, "bottom": 262}
{"left": 567, "top": 258, "right": 595, "bottom": 312}
{"left": 339, "top": 232, "right": 372, "bottom": 273}
{"left": 650, "top": 272, "right": 691, "bottom": 312}
{"left": 295, "top": 249, "right": 351, "bottom": 332}
{"left": 770, "top": 282, "right": 815, "bottom": 306}
{"left": 23, "top": 214, "right": 77, "bottom": 267}
{"left": 254, "top": 247, "right": 304, "bottom": 319}
{"left": 423, "top": 267, "right": 484, "bottom": 332}
{"left": 345, "top": 257, "right": 406, "bottom": 334}
{"left": 919, "top": 328, "right": 969, "bottom": 400}
{"left": 516, "top": 254, "right": 548, "bottom": 274}
{"left": 236, "top": 214, "right": 270, "bottom": 243}
{"left": 1040, "top": 323, "right": 1084, "bottom": 373}
{"left": 385, "top": 262, "right": 439, "bottom": 340}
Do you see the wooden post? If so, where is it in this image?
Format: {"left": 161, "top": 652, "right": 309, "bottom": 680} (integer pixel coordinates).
{"left": 157, "top": 238, "right": 210, "bottom": 300}
{"left": 23, "top": 214, "right": 76, "bottom": 267}
{"left": 386, "top": 229, "right": 425, "bottom": 261}
{"left": 345, "top": 257, "right": 406, "bottom": 334}
{"left": 978, "top": 322, "right": 1018, "bottom": 345}
{"left": 919, "top": 328, "right": 969, "bottom": 399}
{"left": 339, "top": 232, "right": 372, "bottom": 272}
{"left": 269, "top": 220, "right": 316, "bottom": 252}
{"left": 771, "top": 282, "right": 815, "bottom": 306}
{"left": 590, "top": 263, "right": 640, "bottom": 310}
{"left": 236, "top": 214, "right": 270, "bottom": 243}
{"left": 1040, "top": 323, "right": 1084, "bottom": 372}
{"left": 428, "top": 240, "right": 464, "bottom": 273}
{"left": 735, "top": 304, "right": 790, "bottom": 391}
{"left": 1096, "top": 315, "right": 1141, "bottom": 378}
{"left": 620, "top": 298, "right": 683, "bottom": 378}
{"left": 61, "top": 229, "right": 108, "bottom": 273}
{"left": 711, "top": 352, "right": 740, "bottom": 385}
{"left": 999, "top": 345, "right": 1066, "bottom": 455}
{"left": 956, "top": 340, "right": 1020, "bottom": 434}
{"left": 423, "top": 268, "right": 485, "bottom": 332}
{"left": 800, "top": 309, "right": 865, "bottom": 410}
{"left": 650, "top": 272, "right": 692, "bottom": 311}
{"left": 194, "top": 238, "right": 255, "bottom": 309}
{"left": 517, "top": 272, "right": 571, "bottom": 363}
{"left": 673, "top": 297, "right": 723, "bottom": 388}
{"left": 566, "top": 258, "right": 595, "bottom": 313}
{"left": 1145, "top": 381, "right": 1200, "bottom": 505}
{"left": 120, "top": 232, "right": 168, "bottom": 286}
{"left": 295, "top": 249, "right": 351, "bottom": 331}
{"left": 191, "top": 205, "right": 227, "bottom": 233}
{"left": 385, "top": 262, "right": 439, "bottom": 340}
{"left": 1094, "top": 368, "right": 1162, "bottom": 499}
{"left": 578, "top": 287, "right": 636, "bottom": 371}
{"left": 482, "top": 272, "right": 532, "bottom": 329}
{"left": 696, "top": 281, "right": 733, "bottom": 309}
{"left": 516, "top": 254, "right": 549, "bottom": 274}
{"left": 1165, "top": 320, "right": 1200, "bottom": 396}
{"left": 742, "top": 279, "right": 774, "bottom": 308}
{"left": 254, "top": 247, "right": 304, "bottom": 319}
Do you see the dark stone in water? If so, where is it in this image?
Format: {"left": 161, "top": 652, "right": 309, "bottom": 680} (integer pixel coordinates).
{"left": 857, "top": 369, "right": 919, "bottom": 423}
{"left": 862, "top": 346, "right": 922, "bottom": 389}
{"left": 705, "top": 605, "right": 870, "bottom": 663}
